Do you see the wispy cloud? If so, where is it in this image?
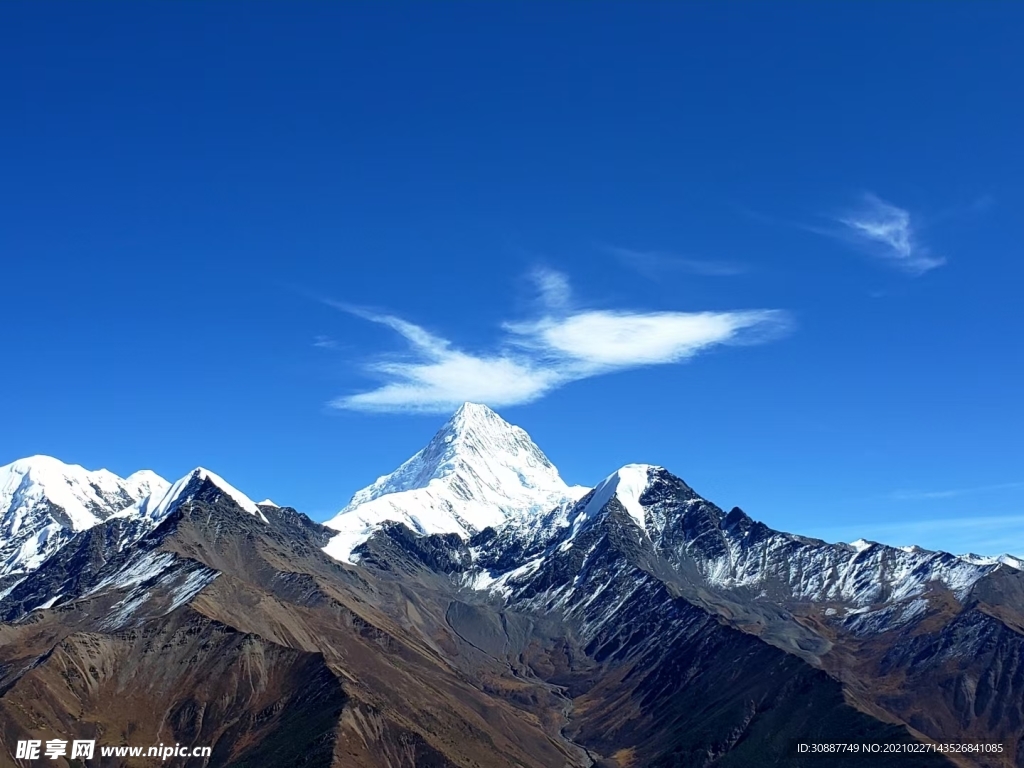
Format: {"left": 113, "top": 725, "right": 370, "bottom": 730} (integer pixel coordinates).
{"left": 529, "top": 266, "right": 572, "bottom": 310}
{"left": 326, "top": 270, "right": 791, "bottom": 413}
{"left": 816, "top": 193, "right": 945, "bottom": 275}
{"left": 313, "top": 335, "right": 340, "bottom": 349}
{"left": 888, "top": 481, "right": 1024, "bottom": 501}
{"left": 606, "top": 245, "right": 748, "bottom": 278}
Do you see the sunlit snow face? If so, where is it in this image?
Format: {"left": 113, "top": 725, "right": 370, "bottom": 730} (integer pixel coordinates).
{"left": 323, "top": 404, "right": 581, "bottom": 562}
{"left": 0, "top": 457, "right": 175, "bottom": 585}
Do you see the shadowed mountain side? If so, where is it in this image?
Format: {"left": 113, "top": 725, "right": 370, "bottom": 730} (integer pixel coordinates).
{"left": 818, "top": 567, "right": 1024, "bottom": 767}
{"left": 355, "top": 519, "right": 957, "bottom": 767}
{"left": 532, "top": 580, "right": 955, "bottom": 768}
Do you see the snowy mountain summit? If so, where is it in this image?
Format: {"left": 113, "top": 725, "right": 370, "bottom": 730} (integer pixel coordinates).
{"left": 119, "top": 466, "right": 268, "bottom": 526}
{"left": 0, "top": 457, "right": 278, "bottom": 604}
{"left": 324, "top": 402, "right": 586, "bottom": 562}
{"left": 0, "top": 456, "right": 170, "bottom": 582}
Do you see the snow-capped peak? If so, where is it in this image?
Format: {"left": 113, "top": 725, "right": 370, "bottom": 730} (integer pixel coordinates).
{"left": 958, "top": 552, "right": 1024, "bottom": 570}
{"left": 0, "top": 455, "right": 157, "bottom": 532}
{"left": 135, "top": 467, "right": 267, "bottom": 524}
{"left": 569, "top": 464, "right": 661, "bottom": 534}
{"left": 344, "top": 402, "right": 569, "bottom": 508}
{"left": 123, "top": 470, "right": 171, "bottom": 502}
{"left": 323, "top": 403, "right": 585, "bottom": 563}
{"left": 0, "top": 456, "right": 170, "bottom": 580}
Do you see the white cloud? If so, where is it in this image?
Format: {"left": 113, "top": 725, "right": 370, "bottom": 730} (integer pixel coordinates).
{"left": 833, "top": 194, "right": 945, "bottom": 275}
{"left": 507, "top": 310, "right": 786, "bottom": 373}
{"left": 327, "top": 272, "right": 790, "bottom": 413}
{"left": 330, "top": 309, "right": 560, "bottom": 413}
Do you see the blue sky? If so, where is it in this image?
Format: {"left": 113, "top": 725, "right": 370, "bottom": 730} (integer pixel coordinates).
{"left": 1, "top": 3, "right": 1022, "bottom": 555}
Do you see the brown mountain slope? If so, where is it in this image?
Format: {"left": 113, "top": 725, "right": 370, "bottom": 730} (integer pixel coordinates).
{"left": 0, "top": 476, "right": 985, "bottom": 767}
{"left": 0, "top": 481, "right": 585, "bottom": 768}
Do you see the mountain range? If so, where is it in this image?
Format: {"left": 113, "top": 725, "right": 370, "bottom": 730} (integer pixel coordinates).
{"left": 0, "top": 403, "right": 1021, "bottom": 767}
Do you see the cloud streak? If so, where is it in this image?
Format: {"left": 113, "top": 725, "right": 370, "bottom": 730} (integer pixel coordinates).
{"left": 822, "top": 194, "right": 945, "bottom": 275}
{"left": 606, "top": 246, "right": 748, "bottom": 278}
{"left": 313, "top": 335, "right": 340, "bottom": 349}
{"left": 888, "top": 481, "right": 1024, "bottom": 501}
{"left": 328, "top": 271, "right": 790, "bottom": 413}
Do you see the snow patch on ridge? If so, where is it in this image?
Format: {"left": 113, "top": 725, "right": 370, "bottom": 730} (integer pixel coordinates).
{"left": 90, "top": 549, "right": 220, "bottom": 630}
{"left": 32, "top": 593, "right": 62, "bottom": 612}
{"left": 466, "top": 556, "right": 545, "bottom": 598}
